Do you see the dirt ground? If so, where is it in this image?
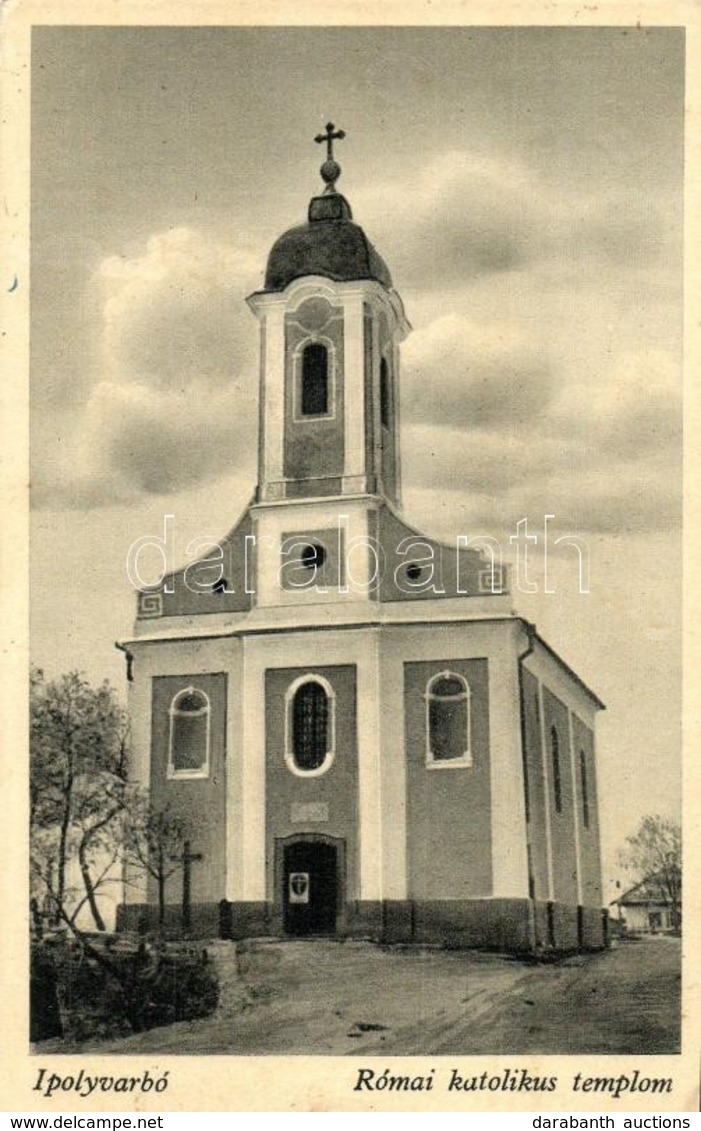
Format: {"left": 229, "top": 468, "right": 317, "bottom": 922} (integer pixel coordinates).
{"left": 42, "top": 934, "right": 681, "bottom": 1056}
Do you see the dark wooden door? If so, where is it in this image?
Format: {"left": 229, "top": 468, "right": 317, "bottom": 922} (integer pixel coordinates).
{"left": 283, "top": 841, "right": 337, "bottom": 936}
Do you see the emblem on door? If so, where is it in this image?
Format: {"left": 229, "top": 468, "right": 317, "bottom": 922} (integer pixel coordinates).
{"left": 289, "top": 872, "right": 310, "bottom": 904}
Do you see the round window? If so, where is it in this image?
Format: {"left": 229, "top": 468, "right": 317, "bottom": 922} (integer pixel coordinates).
{"left": 301, "top": 543, "right": 326, "bottom": 569}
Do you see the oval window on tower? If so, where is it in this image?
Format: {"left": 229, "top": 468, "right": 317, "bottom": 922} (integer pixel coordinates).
{"left": 300, "top": 543, "right": 326, "bottom": 570}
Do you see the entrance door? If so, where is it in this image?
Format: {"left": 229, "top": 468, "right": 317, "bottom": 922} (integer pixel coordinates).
{"left": 283, "top": 840, "right": 337, "bottom": 936}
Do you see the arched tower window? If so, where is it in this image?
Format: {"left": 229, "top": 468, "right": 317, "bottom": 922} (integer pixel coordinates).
{"left": 380, "top": 357, "right": 391, "bottom": 429}
{"left": 425, "top": 671, "right": 472, "bottom": 767}
{"left": 301, "top": 342, "right": 329, "bottom": 416}
{"left": 551, "top": 726, "right": 562, "bottom": 812}
{"left": 169, "top": 688, "right": 210, "bottom": 778}
{"left": 285, "top": 675, "right": 336, "bottom": 777}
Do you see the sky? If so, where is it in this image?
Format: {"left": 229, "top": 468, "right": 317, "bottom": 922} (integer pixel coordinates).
{"left": 29, "top": 26, "right": 683, "bottom": 894}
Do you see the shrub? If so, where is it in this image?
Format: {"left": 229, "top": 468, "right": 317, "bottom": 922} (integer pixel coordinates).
{"left": 31, "top": 935, "right": 220, "bottom": 1043}
{"left": 30, "top": 944, "right": 63, "bottom": 1041}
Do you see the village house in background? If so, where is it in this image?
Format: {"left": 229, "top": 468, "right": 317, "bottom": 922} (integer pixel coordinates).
{"left": 118, "top": 127, "right": 606, "bottom": 953}
{"left": 611, "top": 873, "right": 682, "bottom": 935}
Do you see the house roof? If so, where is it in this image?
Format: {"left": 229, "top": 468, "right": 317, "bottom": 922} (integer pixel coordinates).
{"left": 611, "top": 870, "right": 681, "bottom": 907}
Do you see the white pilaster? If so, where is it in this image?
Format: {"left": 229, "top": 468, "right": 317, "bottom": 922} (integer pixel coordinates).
{"left": 355, "top": 633, "right": 384, "bottom": 901}
{"left": 260, "top": 302, "right": 286, "bottom": 487}
{"left": 379, "top": 652, "right": 407, "bottom": 899}
{"left": 488, "top": 644, "right": 530, "bottom": 897}
{"left": 225, "top": 643, "right": 245, "bottom": 902}
{"left": 342, "top": 291, "right": 366, "bottom": 483}
{"left": 239, "top": 639, "right": 267, "bottom": 900}
{"left": 126, "top": 673, "right": 151, "bottom": 905}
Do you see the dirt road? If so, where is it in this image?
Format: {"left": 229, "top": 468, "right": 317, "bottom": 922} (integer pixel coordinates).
{"left": 49, "top": 935, "right": 680, "bottom": 1056}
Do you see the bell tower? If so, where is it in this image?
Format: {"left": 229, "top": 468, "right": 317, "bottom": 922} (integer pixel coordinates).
{"left": 247, "top": 124, "right": 410, "bottom": 512}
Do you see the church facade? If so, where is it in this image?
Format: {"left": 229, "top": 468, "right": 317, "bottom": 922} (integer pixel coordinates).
{"left": 119, "top": 128, "right": 606, "bottom": 953}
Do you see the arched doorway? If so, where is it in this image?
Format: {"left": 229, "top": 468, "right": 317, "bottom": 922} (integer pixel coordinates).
{"left": 280, "top": 837, "right": 341, "bottom": 936}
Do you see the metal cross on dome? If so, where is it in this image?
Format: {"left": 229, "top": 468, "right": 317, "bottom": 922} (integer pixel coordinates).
{"left": 314, "top": 122, "right": 346, "bottom": 161}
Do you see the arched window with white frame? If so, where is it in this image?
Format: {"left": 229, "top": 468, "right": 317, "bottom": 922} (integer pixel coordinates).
{"left": 300, "top": 342, "right": 329, "bottom": 416}
{"left": 425, "top": 671, "right": 472, "bottom": 768}
{"left": 168, "top": 687, "right": 211, "bottom": 778}
{"left": 285, "top": 674, "right": 336, "bottom": 777}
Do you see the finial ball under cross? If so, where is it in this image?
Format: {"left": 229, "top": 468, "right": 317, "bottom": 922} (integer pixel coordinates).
{"left": 315, "top": 122, "right": 346, "bottom": 190}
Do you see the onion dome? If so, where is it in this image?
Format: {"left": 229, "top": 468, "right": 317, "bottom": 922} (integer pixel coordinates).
{"left": 263, "top": 123, "right": 392, "bottom": 292}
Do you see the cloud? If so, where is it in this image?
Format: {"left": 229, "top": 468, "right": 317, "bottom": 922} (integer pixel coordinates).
{"left": 355, "top": 149, "right": 679, "bottom": 294}
{"left": 99, "top": 229, "right": 260, "bottom": 390}
{"left": 80, "top": 379, "right": 256, "bottom": 498}
{"left": 400, "top": 338, "right": 681, "bottom": 536}
{"left": 403, "top": 450, "right": 681, "bottom": 543}
{"left": 359, "top": 152, "right": 548, "bottom": 288}
{"left": 402, "top": 314, "right": 555, "bottom": 428}
{"left": 33, "top": 228, "right": 261, "bottom": 508}
{"left": 30, "top": 233, "right": 107, "bottom": 415}
{"left": 377, "top": 144, "right": 682, "bottom": 538}
{"left": 404, "top": 424, "right": 559, "bottom": 495}
{"left": 31, "top": 156, "right": 681, "bottom": 531}
{"left": 553, "top": 349, "right": 682, "bottom": 461}
{"left": 567, "top": 196, "right": 679, "bottom": 271}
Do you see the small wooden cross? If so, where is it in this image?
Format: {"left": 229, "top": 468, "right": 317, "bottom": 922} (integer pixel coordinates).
{"left": 314, "top": 122, "right": 346, "bottom": 162}
{"left": 171, "top": 840, "right": 203, "bottom": 936}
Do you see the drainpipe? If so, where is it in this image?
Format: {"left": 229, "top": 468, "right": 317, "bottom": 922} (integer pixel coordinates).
{"left": 115, "top": 641, "right": 134, "bottom": 682}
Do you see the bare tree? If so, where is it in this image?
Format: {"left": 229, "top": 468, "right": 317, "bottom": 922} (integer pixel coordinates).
{"left": 619, "top": 814, "right": 681, "bottom": 933}
{"left": 30, "top": 668, "right": 129, "bottom": 931}
{"left": 123, "top": 796, "right": 190, "bottom": 934}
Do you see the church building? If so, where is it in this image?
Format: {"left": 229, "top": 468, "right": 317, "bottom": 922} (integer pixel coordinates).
{"left": 119, "top": 126, "right": 606, "bottom": 952}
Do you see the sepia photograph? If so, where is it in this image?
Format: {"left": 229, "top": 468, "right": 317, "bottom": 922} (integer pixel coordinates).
{"left": 17, "top": 11, "right": 689, "bottom": 1101}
